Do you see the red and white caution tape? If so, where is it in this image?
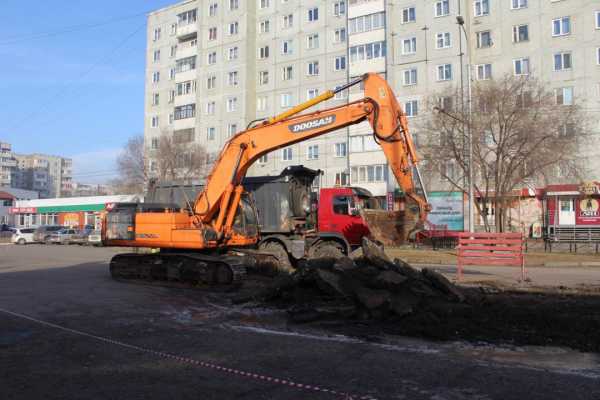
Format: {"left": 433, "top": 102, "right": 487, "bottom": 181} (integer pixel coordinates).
{"left": 0, "top": 308, "right": 378, "bottom": 400}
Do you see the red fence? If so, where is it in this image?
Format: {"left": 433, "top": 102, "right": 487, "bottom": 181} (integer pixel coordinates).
{"left": 457, "top": 232, "right": 525, "bottom": 280}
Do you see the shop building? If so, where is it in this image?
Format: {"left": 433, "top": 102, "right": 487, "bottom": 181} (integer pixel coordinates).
{"left": 10, "top": 195, "right": 140, "bottom": 229}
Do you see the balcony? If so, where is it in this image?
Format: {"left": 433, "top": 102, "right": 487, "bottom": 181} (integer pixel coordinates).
{"left": 174, "top": 92, "right": 196, "bottom": 106}
{"left": 177, "top": 23, "right": 197, "bottom": 40}
{"left": 174, "top": 69, "right": 197, "bottom": 84}
{"left": 173, "top": 117, "right": 196, "bottom": 131}
{"left": 176, "top": 43, "right": 197, "bottom": 60}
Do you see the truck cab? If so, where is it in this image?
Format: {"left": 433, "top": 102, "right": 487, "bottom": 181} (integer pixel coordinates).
{"left": 317, "top": 187, "right": 377, "bottom": 248}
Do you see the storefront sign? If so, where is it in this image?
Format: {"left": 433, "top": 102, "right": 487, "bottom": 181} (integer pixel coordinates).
{"left": 428, "top": 191, "right": 464, "bottom": 231}
{"left": 9, "top": 207, "right": 37, "bottom": 214}
{"left": 62, "top": 212, "right": 81, "bottom": 227}
{"left": 579, "top": 182, "right": 599, "bottom": 196}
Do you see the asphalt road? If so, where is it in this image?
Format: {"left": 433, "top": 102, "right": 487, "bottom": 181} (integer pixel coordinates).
{"left": 1, "top": 244, "right": 599, "bottom": 400}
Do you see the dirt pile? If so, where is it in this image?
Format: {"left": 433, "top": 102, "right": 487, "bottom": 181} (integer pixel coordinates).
{"left": 248, "top": 238, "right": 466, "bottom": 323}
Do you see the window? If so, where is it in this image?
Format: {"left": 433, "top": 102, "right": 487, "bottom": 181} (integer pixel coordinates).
{"left": 151, "top": 137, "right": 159, "bottom": 149}
{"left": 403, "top": 68, "right": 417, "bottom": 85}
{"left": 206, "top": 101, "right": 217, "bottom": 115}
{"left": 335, "top": 172, "right": 349, "bottom": 186}
{"left": 259, "top": 46, "right": 270, "bottom": 59}
{"left": 152, "top": 71, "right": 160, "bottom": 83}
{"left": 334, "top": 28, "right": 346, "bottom": 43}
{"left": 152, "top": 93, "right": 159, "bottom": 106}
{"left": 283, "top": 14, "right": 293, "bottom": 29}
{"left": 176, "top": 80, "right": 197, "bottom": 95}
{"left": 402, "top": 37, "right": 417, "bottom": 54}
{"left": 437, "top": 64, "right": 452, "bottom": 81}
{"left": 474, "top": 0, "right": 490, "bottom": 17}
{"left": 335, "top": 143, "right": 347, "bottom": 157}
{"left": 402, "top": 7, "right": 416, "bottom": 23}
{"left": 350, "top": 41, "right": 386, "bottom": 62}
{"left": 228, "top": 21, "right": 239, "bottom": 35}
{"left": 476, "top": 64, "right": 492, "bottom": 80}
{"left": 174, "top": 104, "right": 196, "bottom": 120}
{"left": 555, "top": 87, "right": 573, "bottom": 105}
{"left": 333, "top": 1, "right": 346, "bottom": 16}
{"left": 349, "top": 12, "right": 385, "bottom": 34}
{"left": 307, "top": 34, "right": 319, "bottom": 49}
{"left": 335, "top": 56, "right": 346, "bottom": 71}
{"left": 207, "top": 75, "right": 216, "bottom": 89}
{"left": 258, "top": 154, "right": 268, "bottom": 164}
{"left": 170, "top": 68, "right": 176, "bottom": 80}
{"left": 438, "top": 96, "right": 453, "bottom": 111}
{"left": 259, "top": 0, "right": 270, "bottom": 9}
{"left": 207, "top": 127, "right": 216, "bottom": 140}
{"left": 405, "top": 100, "right": 418, "bottom": 117}
{"left": 513, "top": 58, "right": 530, "bottom": 75}
{"left": 281, "top": 40, "right": 293, "bottom": 55}
{"left": 178, "top": 9, "right": 197, "bottom": 25}
{"left": 228, "top": 46, "right": 239, "bottom": 60}
{"left": 308, "top": 7, "right": 319, "bottom": 22}
{"left": 307, "top": 145, "right": 319, "bottom": 160}
{"left": 209, "top": 3, "right": 218, "bottom": 16}
{"left": 282, "top": 147, "right": 293, "bottom": 161}
{"left": 153, "top": 28, "right": 161, "bottom": 41}
{"left": 170, "top": 23, "right": 177, "bottom": 35}
{"left": 257, "top": 96, "right": 267, "bottom": 111}
{"left": 334, "top": 85, "right": 347, "bottom": 99}
{"left": 351, "top": 164, "right": 387, "bottom": 183}
{"left": 229, "top": 0, "right": 239, "bottom": 10}
{"left": 307, "top": 61, "right": 319, "bottom": 76}
{"left": 516, "top": 91, "right": 532, "bottom": 108}
{"left": 153, "top": 50, "right": 160, "bottom": 62}
{"left": 228, "top": 71, "right": 239, "bottom": 86}
{"left": 208, "top": 27, "right": 217, "bottom": 40}
{"left": 282, "top": 66, "right": 293, "bottom": 80}
{"left": 554, "top": 52, "right": 572, "bottom": 71}
{"left": 552, "top": 17, "right": 571, "bottom": 36}
{"left": 333, "top": 196, "right": 350, "bottom": 214}
{"left": 259, "top": 20, "right": 270, "bottom": 33}
{"left": 281, "top": 93, "right": 292, "bottom": 107}
{"left": 227, "top": 123, "right": 238, "bottom": 137}
{"left": 436, "top": 32, "right": 451, "bottom": 49}
{"left": 558, "top": 123, "right": 575, "bottom": 137}
{"left": 307, "top": 88, "right": 319, "bottom": 99}
{"left": 511, "top": 0, "right": 527, "bottom": 9}
{"left": 597, "top": 48, "right": 600, "bottom": 65}
{"left": 259, "top": 70, "right": 269, "bottom": 85}
{"left": 513, "top": 24, "right": 529, "bottom": 42}
{"left": 170, "top": 45, "right": 177, "bottom": 58}
{"left": 226, "top": 97, "right": 238, "bottom": 112}
{"left": 435, "top": 0, "right": 450, "bottom": 17}
{"left": 151, "top": 116, "right": 159, "bottom": 128}
{"left": 476, "top": 31, "right": 492, "bottom": 48}
{"left": 207, "top": 51, "right": 217, "bottom": 65}
{"left": 596, "top": 11, "right": 600, "bottom": 29}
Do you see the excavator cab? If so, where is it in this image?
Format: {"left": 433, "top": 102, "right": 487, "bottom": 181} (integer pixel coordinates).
{"left": 232, "top": 193, "right": 259, "bottom": 238}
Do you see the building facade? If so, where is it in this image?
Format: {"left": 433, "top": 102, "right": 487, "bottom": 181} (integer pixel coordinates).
{"left": 0, "top": 142, "right": 17, "bottom": 187}
{"left": 145, "top": 0, "right": 600, "bottom": 198}
{"left": 13, "top": 154, "right": 73, "bottom": 198}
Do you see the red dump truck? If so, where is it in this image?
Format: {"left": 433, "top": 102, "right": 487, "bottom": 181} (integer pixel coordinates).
{"left": 146, "top": 166, "right": 401, "bottom": 268}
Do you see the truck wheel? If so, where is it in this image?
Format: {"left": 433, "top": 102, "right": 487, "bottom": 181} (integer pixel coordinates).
{"left": 260, "top": 241, "right": 294, "bottom": 273}
{"left": 18, "top": 238, "right": 25, "bottom": 245}
{"left": 311, "top": 241, "right": 344, "bottom": 259}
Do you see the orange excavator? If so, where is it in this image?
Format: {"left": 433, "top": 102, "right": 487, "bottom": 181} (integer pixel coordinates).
{"left": 103, "top": 73, "right": 430, "bottom": 285}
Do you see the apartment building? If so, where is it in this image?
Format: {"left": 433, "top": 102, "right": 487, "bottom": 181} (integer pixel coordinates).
{"left": 13, "top": 154, "right": 73, "bottom": 198}
{"left": 146, "top": 0, "right": 600, "bottom": 198}
{"left": 0, "top": 142, "right": 17, "bottom": 187}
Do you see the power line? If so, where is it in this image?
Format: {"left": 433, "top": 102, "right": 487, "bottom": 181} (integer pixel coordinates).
{"left": 5, "top": 22, "right": 146, "bottom": 131}
{"left": 0, "top": 11, "right": 150, "bottom": 45}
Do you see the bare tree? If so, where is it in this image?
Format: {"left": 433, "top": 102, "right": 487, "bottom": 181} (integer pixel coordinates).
{"left": 152, "top": 132, "right": 208, "bottom": 182}
{"left": 419, "top": 74, "right": 588, "bottom": 232}
{"left": 113, "top": 135, "right": 148, "bottom": 194}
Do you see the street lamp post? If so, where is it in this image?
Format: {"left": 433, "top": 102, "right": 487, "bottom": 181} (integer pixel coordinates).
{"left": 456, "top": 16, "right": 475, "bottom": 233}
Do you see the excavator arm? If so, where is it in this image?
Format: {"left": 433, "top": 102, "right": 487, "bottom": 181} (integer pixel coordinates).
{"left": 194, "top": 73, "right": 430, "bottom": 242}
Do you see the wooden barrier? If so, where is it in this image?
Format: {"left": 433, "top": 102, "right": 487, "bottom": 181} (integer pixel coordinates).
{"left": 457, "top": 232, "right": 525, "bottom": 281}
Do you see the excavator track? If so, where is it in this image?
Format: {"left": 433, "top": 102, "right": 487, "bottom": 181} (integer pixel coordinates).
{"left": 109, "top": 252, "right": 247, "bottom": 288}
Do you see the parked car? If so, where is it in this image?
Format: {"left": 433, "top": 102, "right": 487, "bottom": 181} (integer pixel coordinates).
{"left": 33, "top": 226, "right": 63, "bottom": 243}
{"left": 69, "top": 227, "right": 94, "bottom": 245}
{"left": 48, "top": 228, "right": 78, "bottom": 245}
{"left": 11, "top": 228, "right": 36, "bottom": 245}
{"left": 87, "top": 230, "right": 102, "bottom": 246}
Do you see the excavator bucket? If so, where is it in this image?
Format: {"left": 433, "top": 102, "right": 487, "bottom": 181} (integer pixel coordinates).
{"left": 360, "top": 198, "right": 421, "bottom": 246}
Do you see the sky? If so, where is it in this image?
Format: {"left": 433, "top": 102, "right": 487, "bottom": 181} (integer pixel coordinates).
{"left": 0, "top": 0, "right": 175, "bottom": 183}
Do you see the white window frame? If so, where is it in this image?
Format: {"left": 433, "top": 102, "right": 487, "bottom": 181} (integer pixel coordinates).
{"left": 258, "top": 46, "right": 270, "bottom": 59}
{"left": 259, "top": 20, "right": 270, "bottom": 34}
{"left": 283, "top": 14, "right": 293, "bottom": 29}
{"left": 476, "top": 30, "right": 492, "bottom": 48}
{"left": 513, "top": 24, "right": 529, "bottom": 42}
{"left": 402, "top": 37, "right": 417, "bottom": 55}
{"left": 307, "top": 144, "right": 319, "bottom": 160}
{"left": 596, "top": 11, "right": 600, "bottom": 29}
{"left": 258, "top": 154, "right": 268, "bottom": 164}
{"left": 307, "top": 34, "right": 319, "bottom": 49}
{"left": 511, "top": 0, "right": 527, "bottom": 9}
{"left": 229, "top": 0, "right": 239, "bottom": 10}
{"left": 282, "top": 147, "right": 293, "bottom": 161}
{"left": 207, "top": 75, "right": 216, "bottom": 90}
{"left": 597, "top": 48, "right": 600, "bottom": 65}
{"left": 552, "top": 17, "right": 571, "bottom": 37}
{"left": 402, "top": 7, "right": 416, "bottom": 24}
{"left": 333, "top": 1, "right": 346, "bottom": 17}
{"left": 151, "top": 116, "right": 159, "bottom": 128}
{"left": 227, "top": 123, "right": 238, "bottom": 137}
{"left": 403, "top": 68, "right": 417, "bottom": 86}
{"left": 228, "top": 21, "right": 239, "bottom": 35}
{"left": 308, "top": 7, "right": 319, "bottom": 22}
{"left": 226, "top": 97, "right": 238, "bottom": 112}
{"left": 334, "top": 28, "right": 346, "bottom": 43}
{"left": 258, "top": 70, "right": 269, "bottom": 85}
{"left": 228, "top": 46, "right": 239, "bottom": 60}
{"left": 513, "top": 58, "right": 530, "bottom": 75}
{"left": 207, "top": 51, "right": 217, "bottom": 65}
{"left": 206, "top": 101, "right": 216, "bottom": 115}
{"left": 307, "top": 88, "right": 319, "bottom": 100}
{"left": 228, "top": 71, "right": 239, "bottom": 86}
{"left": 555, "top": 87, "right": 573, "bottom": 106}
{"left": 207, "top": 127, "right": 216, "bottom": 141}
{"left": 437, "top": 64, "right": 452, "bottom": 81}
{"left": 405, "top": 100, "right": 418, "bottom": 117}
{"left": 282, "top": 66, "right": 293, "bottom": 80}
{"left": 257, "top": 96, "right": 267, "bottom": 111}
{"left": 434, "top": 0, "right": 450, "bottom": 17}
{"left": 307, "top": 61, "right": 319, "bottom": 76}
{"left": 474, "top": 0, "right": 490, "bottom": 17}
{"left": 259, "top": 0, "right": 270, "bottom": 9}
{"left": 554, "top": 52, "right": 572, "bottom": 71}
{"left": 208, "top": 27, "right": 217, "bottom": 40}
{"left": 334, "top": 142, "right": 347, "bottom": 158}
{"left": 436, "top": 32, "right": 451, "bottom": 49}
{"left": 281, "top": 93, "right": 292, "bottom": 108}
{"left": 334, "top": 56, "right": 346, "bottom": 71}
{"left": 281, "top": 40, "right": 293, "bottom": 55}
{"left": 475, "top": 63, "right": 492, "bottom": 80}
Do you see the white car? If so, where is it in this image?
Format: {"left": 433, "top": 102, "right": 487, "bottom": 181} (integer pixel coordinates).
{"left": 11, "top": 228, "right": 36, "bottom": 245}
